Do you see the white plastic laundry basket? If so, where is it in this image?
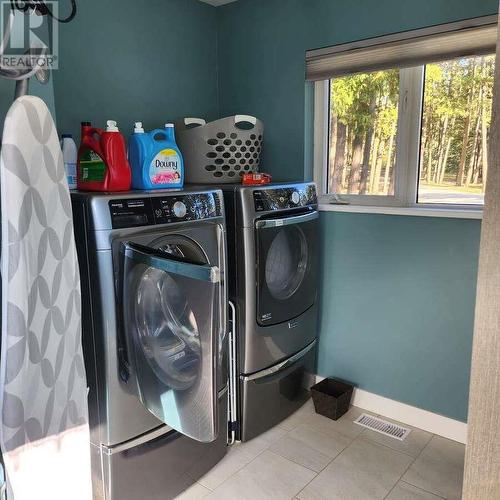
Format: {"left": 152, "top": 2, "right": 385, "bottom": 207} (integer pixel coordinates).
{"left": 176, "top": 115, "right": 264, "bottom": 184}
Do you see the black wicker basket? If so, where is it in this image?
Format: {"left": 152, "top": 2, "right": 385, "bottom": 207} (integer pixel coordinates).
{"left": 311, "top": 378, "right": 354, "bottom": 421}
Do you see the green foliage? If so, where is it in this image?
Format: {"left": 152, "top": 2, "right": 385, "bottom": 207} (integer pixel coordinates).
{"left": 422, "top": 55, "right": 495, "bottom": 181}
{"left": 331, "top": 69, "right": 399, "bottom": 136}
{"left": 329, "top": 54, "right": 495, "bottom": 195}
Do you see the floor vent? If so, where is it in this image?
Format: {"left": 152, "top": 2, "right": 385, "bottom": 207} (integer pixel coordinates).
{"left": 354, "top": 414, "right": 411, "bottom": 441}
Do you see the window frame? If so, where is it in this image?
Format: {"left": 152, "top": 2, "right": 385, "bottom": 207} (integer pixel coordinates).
{"left": 314, "top": 59, "right": 489, "bottom": 213}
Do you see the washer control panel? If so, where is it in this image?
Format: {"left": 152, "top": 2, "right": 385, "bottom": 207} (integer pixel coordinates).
{"left": 109, "top": 192, "right": 222, "bottom": 228}
{"left": 253, "top": 184, "right": 317, "bottom": 212}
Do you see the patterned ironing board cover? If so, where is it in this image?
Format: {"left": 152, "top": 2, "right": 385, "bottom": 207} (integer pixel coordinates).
{"left": 0, "top": 96, "right": 91, "bottom": 499}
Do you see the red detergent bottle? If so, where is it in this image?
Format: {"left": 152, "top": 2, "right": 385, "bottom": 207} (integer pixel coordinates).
{"left": 77, "top": 120, "right": 132, "bottom": 191}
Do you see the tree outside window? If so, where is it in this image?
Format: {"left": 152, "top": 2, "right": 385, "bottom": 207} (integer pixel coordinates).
{"left": 327, "top": 54, "right": 494, "bottom": 206}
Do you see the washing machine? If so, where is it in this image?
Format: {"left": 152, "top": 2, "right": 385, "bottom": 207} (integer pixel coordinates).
{"left": 212, "top": 182, "right": 319, "bottom": 442}
{"left": 71, "top": 189, "right": 228, "bottom": 500}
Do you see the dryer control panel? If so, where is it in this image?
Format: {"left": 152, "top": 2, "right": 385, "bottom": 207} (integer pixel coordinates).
{"left": 253, "top": 184, "right": 317, "bottom": 212}
{"left": 109, "top": 192, "right": 222, "bottom": 229}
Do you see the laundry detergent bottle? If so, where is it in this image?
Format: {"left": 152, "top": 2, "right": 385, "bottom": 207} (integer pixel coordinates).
{"left": 77, "top": 120, "right": 132, "bottom": 192}
{"left": 129, "top": 122, "right": 184, "bottom": 190}
{"left": 61, "top": 134, "right": 77, "bottom": 189}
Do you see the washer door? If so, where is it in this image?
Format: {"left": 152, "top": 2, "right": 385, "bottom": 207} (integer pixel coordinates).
{"left": 122, "top": 238, "right": 221, "bottom": 443}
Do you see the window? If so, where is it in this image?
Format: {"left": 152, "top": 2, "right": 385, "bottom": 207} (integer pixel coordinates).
{"left": 328, "top": 69, "right": 399, "bottom": 197}
{"left": 310, "top": 18, "right": 497, "bottom": 210}
{"left": 418, "top": 56, "right": 494, "bottom": 205}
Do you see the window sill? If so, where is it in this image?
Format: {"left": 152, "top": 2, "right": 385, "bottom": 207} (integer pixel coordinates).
{"left": 318, "top": 203, "right": 483, "bottom": 220}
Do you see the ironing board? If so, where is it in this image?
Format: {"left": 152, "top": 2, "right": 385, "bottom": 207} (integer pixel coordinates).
{"left": 0, "top": 96, "right": 91, "bottom": 499}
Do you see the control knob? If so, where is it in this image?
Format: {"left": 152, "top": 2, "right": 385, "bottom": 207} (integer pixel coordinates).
{"left": 291, "top": 191, "right": 300, "bottom": 205}
{"left": 173, "top": 201, "right": 187, "bottom": 218}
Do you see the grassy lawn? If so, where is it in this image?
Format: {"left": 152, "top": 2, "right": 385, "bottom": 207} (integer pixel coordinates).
{"left": 420, "top": 182, "right": 484, "bottom": 194}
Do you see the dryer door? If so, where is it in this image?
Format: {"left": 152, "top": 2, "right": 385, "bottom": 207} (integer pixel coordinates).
{"left": 256, "top": 211, "right": 319, "bottom": 326}
{"left": 121, "top": 241, "right": 221, "bottom": 443}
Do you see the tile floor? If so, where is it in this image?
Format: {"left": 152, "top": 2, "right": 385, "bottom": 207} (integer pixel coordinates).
{"left": 178, "top": 401, "right": 465, "bottom": 500}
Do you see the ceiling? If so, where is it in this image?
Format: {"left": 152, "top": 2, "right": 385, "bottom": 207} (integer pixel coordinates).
{"left": 198, "top": 0, "right": 239, "bottom": 6}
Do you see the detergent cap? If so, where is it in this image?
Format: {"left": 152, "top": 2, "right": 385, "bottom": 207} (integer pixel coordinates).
{"left": 165, "top": 123, "right": 174, "bottom": 128}
{"left": 134, "top": 122, "right": 145, "bottom": 133}
{"left": 106, "top": 120, "right": 119, "bottom": 132}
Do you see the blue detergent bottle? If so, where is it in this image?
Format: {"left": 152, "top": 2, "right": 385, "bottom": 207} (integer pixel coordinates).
{"left": 129, "top": 122, "right": 184, "bottom": 190}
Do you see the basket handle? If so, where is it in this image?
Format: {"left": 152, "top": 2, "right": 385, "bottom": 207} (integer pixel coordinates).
{"left": 184, "top": 117, "right": 206, "bottom": 128}
{"left": 235, "top": 115, "right": 257, "bottom": 127}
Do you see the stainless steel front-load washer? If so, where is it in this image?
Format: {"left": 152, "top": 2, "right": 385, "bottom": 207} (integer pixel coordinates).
{"left": 219, "top": 182, "right": 319, "bottom": 442}
{"left": 71, "top": 190, "right": 228, "bottom": 500}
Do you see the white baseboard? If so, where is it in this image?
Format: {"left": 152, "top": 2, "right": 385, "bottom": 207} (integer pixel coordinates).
{"left": 315, "top": 376, "right": 467, "bottom": 444}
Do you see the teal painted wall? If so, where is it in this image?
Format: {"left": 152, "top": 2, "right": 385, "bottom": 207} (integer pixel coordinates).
{"left": 318, "top": 213, "right": 481, "bottom": 421}
{"left": 216, "top": 0, "right": 494, "bottom": 421}
{"left": 53, "top": 0, "right": 218, "bottom": 140}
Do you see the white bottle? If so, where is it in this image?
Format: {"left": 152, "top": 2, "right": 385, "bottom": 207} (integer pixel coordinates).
{"left": 61, "top": 134, "right": 77, "bottom": 189}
